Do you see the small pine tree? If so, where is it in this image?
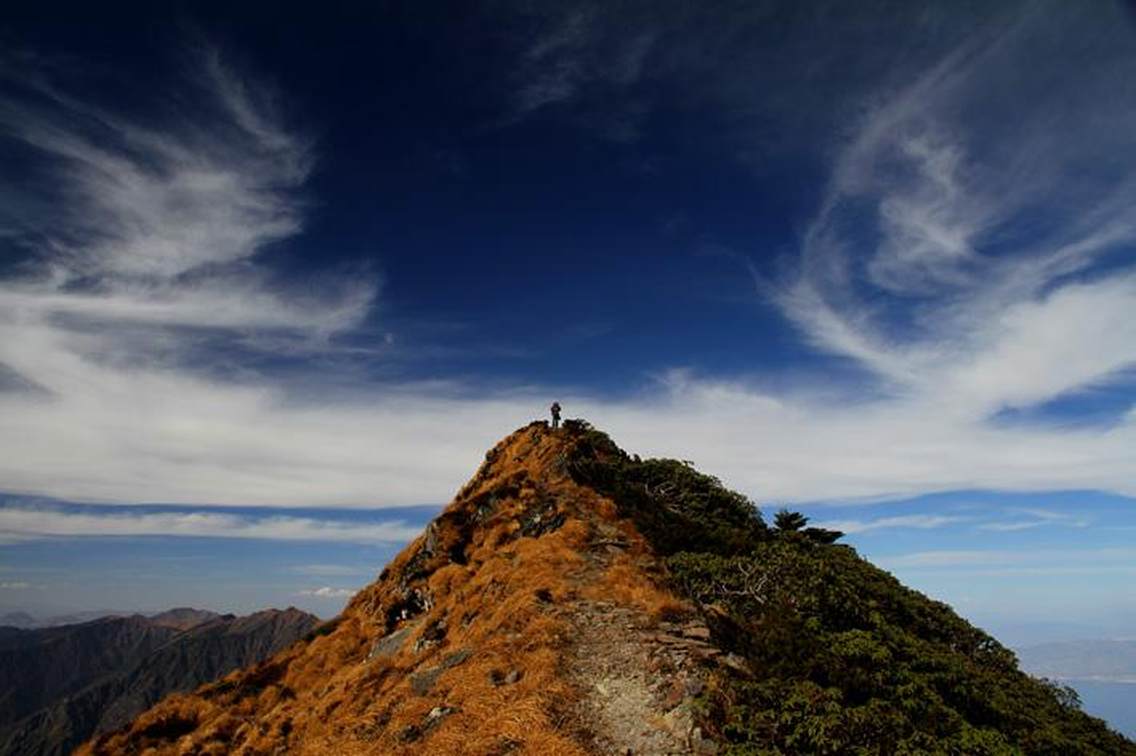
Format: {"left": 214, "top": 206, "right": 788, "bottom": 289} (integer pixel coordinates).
{"left": 774, "top": 509, "right": 808, "bottom": 532}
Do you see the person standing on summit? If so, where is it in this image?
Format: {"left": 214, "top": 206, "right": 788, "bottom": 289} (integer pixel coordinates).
{"left": 550, "top": 402, "right": 561, "bottom": 429}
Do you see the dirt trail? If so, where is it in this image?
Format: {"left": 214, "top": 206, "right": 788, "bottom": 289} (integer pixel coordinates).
{"left": 560, "top": 515, "right": 719, "bottom": 755}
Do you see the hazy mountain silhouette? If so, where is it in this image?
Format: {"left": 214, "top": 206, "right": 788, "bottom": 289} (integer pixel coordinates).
{"left": 0, "top": 607, "right": 317, "bottom": 755}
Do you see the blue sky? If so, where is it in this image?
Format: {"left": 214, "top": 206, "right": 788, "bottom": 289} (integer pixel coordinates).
{"left": 0, "top": 1, "right": 1134, "bottom": 644}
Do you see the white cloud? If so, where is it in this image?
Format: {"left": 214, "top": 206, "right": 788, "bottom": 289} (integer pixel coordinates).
{"left": 978, "top": 521, "right": 1046, "bottom": 533}
{"left": 0, "top": 21, "right": 1132, "bottom": 513}
{"left": 0, "top": 51, "right": 311, "bottom": 279}
{"left": 0, "top": 581, "right": 31, "bottom": 590}
{"left": 0, "top": 506, "right": 421, "bottom": 544}
{"left": 978, "top": 508, "right": 1091, "bottom": 532}
{"left": 0, "top": 43, "right": 376, "bottom": 369}
{"left": 878, "top": 547, "right": 1136, "bottom": 570}
{"left": 810, "top": 514, "right": 965, "bottom": 535}
{"left": 0, "top": 279, "right": 374, "bottom": 335}
{"left": 505, "top": 5, "right": 656, "bottom": 140}
{"left": 772, "top": 8, "right": 1136, "bottom": 422}
{"left": 297, "top": 586, "right": 356, "bottom": 598}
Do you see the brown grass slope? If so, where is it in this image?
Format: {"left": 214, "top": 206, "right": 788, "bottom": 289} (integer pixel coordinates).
{"left": 82, "top": 421, "right": 721, "bottom": 755}
{"left": 0, "top": 616, "right": 182, "bottom": 732}
{"left": 83, "top": 421, "right": 1132, "bottom": 755}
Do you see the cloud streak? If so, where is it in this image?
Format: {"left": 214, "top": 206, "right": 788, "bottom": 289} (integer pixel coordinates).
{"left": 810, "top": 514, "right": 965, "bottom": 535}
{"left": 978, "top": 508, "right": 1091, "bottom": 532}
{"left": 297, "top": 586, "right": 356, "bottom": 598}
{"left": 0, "top": 505, "right": 421, "bottom": 544}
{"left": 876, "top": 545, "right": 1136, "bottom": 575}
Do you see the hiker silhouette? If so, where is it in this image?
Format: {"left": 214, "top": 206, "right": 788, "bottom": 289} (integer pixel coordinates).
{"left": 550, "top": 402, "right": 561, "bottom": 429}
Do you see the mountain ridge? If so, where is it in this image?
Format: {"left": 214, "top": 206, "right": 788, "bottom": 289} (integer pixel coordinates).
{"left": 0, "top": 607, "right": 319, "bottom": 755}
{"left": 0, "top": 608, "right": 219, "bottom": 631}
{"left": 82, "top": 421, "right": 1135, "bottom": 754}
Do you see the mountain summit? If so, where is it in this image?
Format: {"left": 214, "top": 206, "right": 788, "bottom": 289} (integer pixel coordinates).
{"left": 83, "top": 421, "right": 1134, "bottom": 754}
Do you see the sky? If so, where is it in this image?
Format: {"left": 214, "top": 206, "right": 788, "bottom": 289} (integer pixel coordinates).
{"left": 0, "top": 1, "right": 1134, "bottom": 647}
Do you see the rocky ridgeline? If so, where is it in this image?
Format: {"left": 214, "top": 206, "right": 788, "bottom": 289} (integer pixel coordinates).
{"left": 80, "top": 421, "right": 1135, "bottom": 755}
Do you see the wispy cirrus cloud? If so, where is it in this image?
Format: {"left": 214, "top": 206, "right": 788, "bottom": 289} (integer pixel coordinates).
{"left": 504, "top": 4, "right": 657, "bottom": 139}
{"left": 774, "top": 5, "right": 1136, "bottom": 420}
{"left": 0, "top": 43, "right": 310, "bottom": 276}
{"left": 0, "top": 42, "right": 376, "bottom": 359}
{"left": 0, "top": 581, "right": 32, "bottom": 590}
{"left": 0, "top": 11, "right": 1134, "bottom": 514}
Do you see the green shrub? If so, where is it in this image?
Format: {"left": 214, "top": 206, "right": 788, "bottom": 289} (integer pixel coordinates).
{"left": 561, "top": 421, "right": 1133, "bottom": 753}
{"left": 564, "top": 423, "right": 767, "bottom": 555}
{"left": 669, "top": 541, "right": 1133, "bottom": 754}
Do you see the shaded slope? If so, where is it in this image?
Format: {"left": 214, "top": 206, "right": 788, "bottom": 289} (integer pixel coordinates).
{"left": 146, "top": 608, "right": 222, "bottom": 632}
{"left": 0, "top": 612, "right": 38, "bottom": 629}
{"left": 0, "top": 616, "right": 180, "bottom": 730}
{"left": 85, "top": 421, "right": 1134, "bottom": 755}
{"left": 2, "top": 608, "right": 318, "bottom": 756}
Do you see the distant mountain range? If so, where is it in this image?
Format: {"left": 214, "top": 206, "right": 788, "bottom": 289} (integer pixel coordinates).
{"left": 1017, "top": 639, "right": 1136, "bottom": 683}
{"left": 1015, "top": 640, "right": 1136, "bottom": 740}
{"left": 0, "top": 610, "right": 135, "bottom": 630}
{"left": 0, "top": 607, "right": 224, "bottom": 630}
{"left": 0, "top": 606, "right": 320, "bottom": 755}
{"left": 0, "top": 611, "right": 38, "bottom": 628}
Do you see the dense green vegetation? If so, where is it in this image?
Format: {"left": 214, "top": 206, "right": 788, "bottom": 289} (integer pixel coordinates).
{"left": 564, "top": 421, "right": 1135, "bottom": 755}
{"left": 564, "top": 419, "right": 769, "bottom": 556}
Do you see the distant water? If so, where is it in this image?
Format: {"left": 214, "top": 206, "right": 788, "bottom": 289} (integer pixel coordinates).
{"left": 1067, "top": 681, "right": 1136, "bottom": 740}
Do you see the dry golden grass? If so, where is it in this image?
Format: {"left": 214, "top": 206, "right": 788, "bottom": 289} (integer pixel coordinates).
{"left": 79, "top": 423, "right": 686, "bottom": 756}
{"left": 583, "top": 558, "right": 692, "bottom": 622}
